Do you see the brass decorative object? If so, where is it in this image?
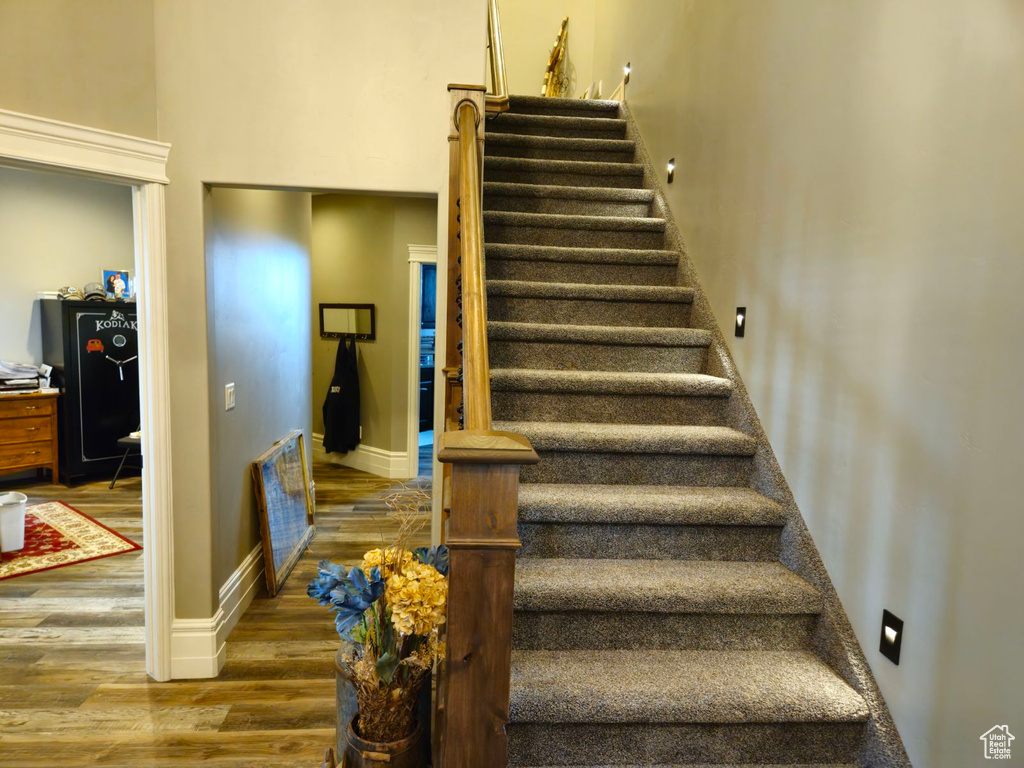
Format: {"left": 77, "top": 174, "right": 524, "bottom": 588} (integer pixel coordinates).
{"left": 542, "top": 17, "right": 570, "bottom": 97}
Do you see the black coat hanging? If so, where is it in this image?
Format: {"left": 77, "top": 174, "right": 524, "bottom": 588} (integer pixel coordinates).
{"left": 322, "top": 337, "right": 360, "bottom": 453}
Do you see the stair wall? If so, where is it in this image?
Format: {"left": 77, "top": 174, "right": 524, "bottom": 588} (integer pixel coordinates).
{"left": 619, "top": 100, "right": 910, "bottom": 768}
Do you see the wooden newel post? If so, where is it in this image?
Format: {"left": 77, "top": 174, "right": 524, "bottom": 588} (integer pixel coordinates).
{"left": 437, "top": 430, "right": 539, "bottom": 768}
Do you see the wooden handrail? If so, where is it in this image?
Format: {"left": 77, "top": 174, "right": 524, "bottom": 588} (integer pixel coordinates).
{"left": 456, "top": 100, "right": 492, "bottom": 429}
{"left": 436, "top": 84, "right": 538, "bottom": 768}
{"left": 485, "top": 0, "right": 510, "bottom": 114}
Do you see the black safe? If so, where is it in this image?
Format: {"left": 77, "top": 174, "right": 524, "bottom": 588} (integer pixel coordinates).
{"left": 41, "top": 299, "right": 141, "bottom": 484}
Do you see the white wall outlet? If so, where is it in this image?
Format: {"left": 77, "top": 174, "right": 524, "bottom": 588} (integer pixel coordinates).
{"left": 225, "top": 382, "right": 235, "bottom": 411}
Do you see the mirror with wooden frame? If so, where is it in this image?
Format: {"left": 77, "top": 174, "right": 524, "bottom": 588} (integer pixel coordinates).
{"left": 319, "top": 303, "right": 376, "bottom": 341}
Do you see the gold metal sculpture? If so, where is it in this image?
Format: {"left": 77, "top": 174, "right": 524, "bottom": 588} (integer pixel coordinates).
{"left": 542, "top": 17, "right": 569, "bottom": 97}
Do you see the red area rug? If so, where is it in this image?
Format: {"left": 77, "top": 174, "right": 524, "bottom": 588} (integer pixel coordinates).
{"left": 0, "top": 501, "right": 141, "bottom": 581}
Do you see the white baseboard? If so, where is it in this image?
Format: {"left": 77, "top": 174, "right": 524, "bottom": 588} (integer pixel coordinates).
{"left": 312, "top": 432, "right": 410, "bottom": 479}
{"left": 170, "top": 543, "right": 264, "bottom": 679}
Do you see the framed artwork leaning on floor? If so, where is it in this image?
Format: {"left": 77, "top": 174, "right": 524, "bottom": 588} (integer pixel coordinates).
{"left": 251, "top": 429, "right": 315, "bottom": 596}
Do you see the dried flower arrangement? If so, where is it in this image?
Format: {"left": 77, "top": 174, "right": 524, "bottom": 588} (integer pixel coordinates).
{"left": 307, "top": 483, "right": 448, "bottom": 743}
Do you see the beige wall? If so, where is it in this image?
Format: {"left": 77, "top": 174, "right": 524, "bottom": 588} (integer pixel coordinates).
{"left": 587, "top": 1, "right": 1024, "bottom": 765}
{"left": 0, "top": 166, "right": 135, "bottom": 366}
{"left": 311, "top": 194, "right": 437, "bottom": 454}
{"left": 205, "top": 186, "right": 313, "bottom": 588}
{"left": 500, "top": 0, "right": 596, "bottom": 98}
{"left": 0, "top": 0, "right": 157, "bottom": 138}
{"left": 151, "top": 0, "right": 485, "bottom": 615}
{"left": 0, "top": 0, "right": 486, "bottom": 619}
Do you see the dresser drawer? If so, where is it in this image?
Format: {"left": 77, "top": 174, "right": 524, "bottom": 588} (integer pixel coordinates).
{"left": 0, "top": 398, "right": 54, "bottom": 419}
{"left": 0, "top": 416, "right": 52, "bottom": 443}
{"left": 0, "top": 440, "right": 52, "bottom": 471}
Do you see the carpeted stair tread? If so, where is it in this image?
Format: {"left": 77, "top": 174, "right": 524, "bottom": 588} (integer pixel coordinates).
{"left": 494, "top": 421, "right": 757, "bottom": 456}
{"left": 508, "top": 649, "right": 868, "bottom": 724}
{"left": 491, "top": 369, "right": 732, "bottom": 397}
{"left": 487, "top": 280, "right": 692, "bottom": 303}
{"left": 487, "top": 321, "right": 712, "bottom": 347}
{"left": 508, "top": 95, "right": 621, "bottom": 115}
{"left": 487, "top": 112, "right": 627, "bottom": 135}
{"left": 486, "top": 156, "right": 644, "bottom": 178}
{"left": 514, "top": 559, "right": 819, "bottom": 614}
{"left": 484, "top": 181, "right": 654, "bottom": 204}
{"left": 485, "top": 210, "right": 666, "bottom": 234}
{"left": 486, "top": 243, "right": 676, "bottom": 265}
{"left": 486, "top": 132, "right": 635, "bottom": 155}
{"left": 517, "top": 484, "right": 786, "bottom": 525}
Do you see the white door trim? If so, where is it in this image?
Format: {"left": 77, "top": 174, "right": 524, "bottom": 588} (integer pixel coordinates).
{"left": 0, "top": 108, "right": 174, "bottom": 682}
{"left": 407, "top": 244, "right": 438, "bottom": 478}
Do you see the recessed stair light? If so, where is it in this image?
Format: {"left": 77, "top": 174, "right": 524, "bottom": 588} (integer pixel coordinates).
{"left": 880, "top": 609, "right": 904, "bottom": 665}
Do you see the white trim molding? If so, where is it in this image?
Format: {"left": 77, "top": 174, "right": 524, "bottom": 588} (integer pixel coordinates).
{"left": 407, "top": 243, "right": 438, "bottom": 264}
{"left": 407, "top": 244, "right": 438, "bottom": 478}
{"left": 312, "top": 433, "right": 410, "bottom": 479}
{"left": 0, "top": 108, "right": 174, "bottom": 681}
{"left": 170, "top": 544, "right": 264, "bottom": 679}
{"left": 0, "top": 108, "right": 170, "bottom": 183}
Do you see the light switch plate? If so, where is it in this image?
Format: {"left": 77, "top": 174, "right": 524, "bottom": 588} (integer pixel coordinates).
{"left": 225, "top": 383, "right": 235, "bottom": 411}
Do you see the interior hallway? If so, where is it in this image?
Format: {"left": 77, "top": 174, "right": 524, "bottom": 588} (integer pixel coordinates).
{"left": 0, "top": 460, "right": 430, "bottom": 766}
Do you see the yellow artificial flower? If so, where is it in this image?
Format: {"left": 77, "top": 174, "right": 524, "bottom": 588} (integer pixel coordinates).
{"left": 361, "top": 548, "right": 413, "bottom": 576}
{"left": 386, "top": 560, "right": 448, "bottom": 636}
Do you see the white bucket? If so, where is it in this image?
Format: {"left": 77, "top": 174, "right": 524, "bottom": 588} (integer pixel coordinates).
{"left": 0, "top": 492, "right": 28, "bottom": 553}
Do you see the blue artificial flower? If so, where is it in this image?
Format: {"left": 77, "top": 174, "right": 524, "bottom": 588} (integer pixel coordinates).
{"left": 307, "top": 560, "right": 385, "bottom": 638}
{"left": 412, "top": 545, "right": 449, "bottom": 576}
{"left": 307, "top": 559, "right": 348, "bottom": 605}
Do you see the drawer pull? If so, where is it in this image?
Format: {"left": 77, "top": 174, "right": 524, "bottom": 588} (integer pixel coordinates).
{"left": 24, "top": 406, "right": 38, "bottom": 411}
{"left": 26, "top": 426, "right": 40, "bottom": 431}
{"left": 27, "top": 451, "right": 40, "bottom": 456}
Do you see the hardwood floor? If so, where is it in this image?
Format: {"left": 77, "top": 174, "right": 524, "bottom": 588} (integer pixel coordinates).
{"left": 0, "top": 461, "right": 430, "bottom": 766}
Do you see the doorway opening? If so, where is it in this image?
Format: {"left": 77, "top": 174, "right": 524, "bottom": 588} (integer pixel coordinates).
{"left": 0, "top": 108, "right": 172, "bottom": 682}
{"left": 200, "top": 184, "right": 439, "bottom": 690}
{"left": 410, "top": 254, "right": 438, "bottom": 481}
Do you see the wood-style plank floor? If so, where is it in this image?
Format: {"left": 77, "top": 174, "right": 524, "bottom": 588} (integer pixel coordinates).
{"left": 0, "top": 459, "right": 431, "bottom": 766}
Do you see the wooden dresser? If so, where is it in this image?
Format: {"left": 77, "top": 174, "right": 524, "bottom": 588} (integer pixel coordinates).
{"left": 0, "top": 391, "right": 60, "bottom": 483}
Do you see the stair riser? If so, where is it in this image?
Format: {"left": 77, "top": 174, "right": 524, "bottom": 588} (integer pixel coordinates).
{"left": 486, "top": 257, "right": 676, "bottom": 285}
{"left": 512, "top": 612, "right": 816, "bottom": 651}
{"left": 484, "top": 194, "right": 652, "bottom": 217}
{"left": 488, "top": 296, "right": 691, "bottom": 328}
{"left": 490, "top": 340, "right": 709, "bottom": 373}
{"left": 508, "top": 103, "right": 620, "bottom": 119}
{"left": 520, "top": 452, "right": 755, "bottom": 486}
{"left": 517, "top": 522, "right": 782, "bottom": 560}
{"left": 493, "top": 390, "right": 729, "bottom": 426}
{"left": 487, "top": 120, "right": 627, "bottom": 140}
{"left": 485, "top": 144, "right": 636, "bottom": 164}
{"left": 486, "top": 223, "right": 665, "bottom": 249}
{"left": 507, "top": 721, "right": 865, "bottom": 766}
{"left": 485, "top": 167, "right": 643, "bottom": 189}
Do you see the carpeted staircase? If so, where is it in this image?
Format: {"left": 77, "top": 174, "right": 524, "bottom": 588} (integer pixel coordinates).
{"left": 482, "top": 96, "right": 904, "bottom": 767}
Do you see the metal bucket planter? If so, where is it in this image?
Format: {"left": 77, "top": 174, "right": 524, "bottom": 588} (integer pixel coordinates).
{"left": 335, "top": 646, "right": 432, "bottom": 765}
{"left": 342, "top": 717, "right": 426, "bottom": 767}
